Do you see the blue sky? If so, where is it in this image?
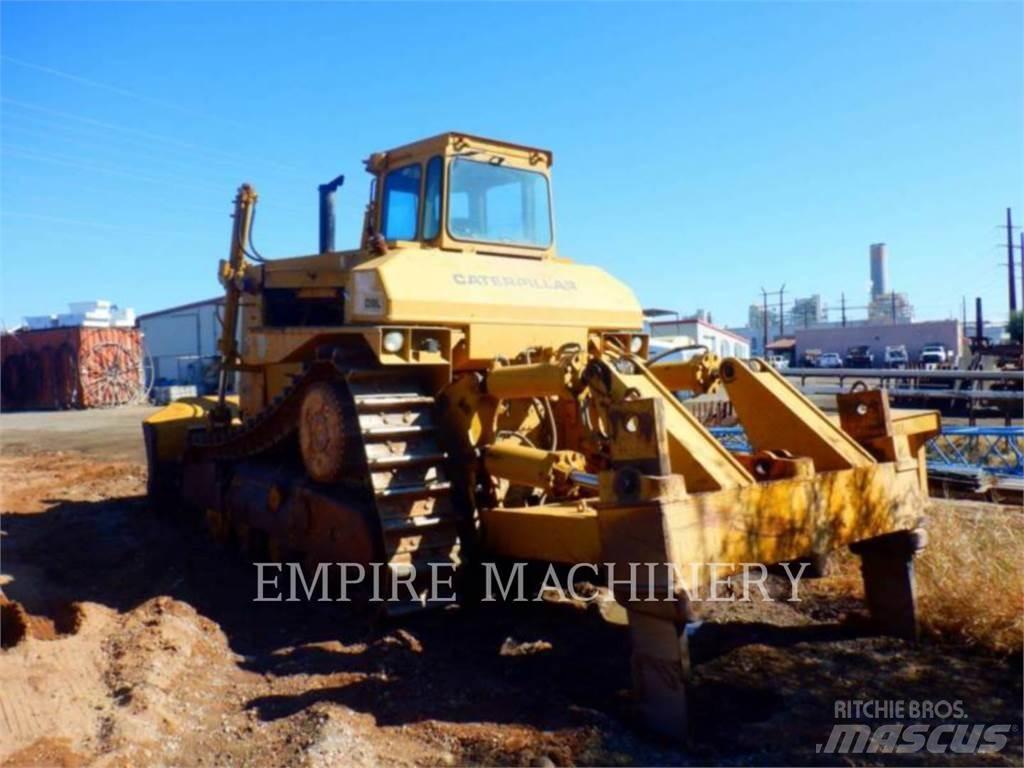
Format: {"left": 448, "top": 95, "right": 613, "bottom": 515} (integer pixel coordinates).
{"left": 2, "top": 2, "right": 1022, "bottom": 330}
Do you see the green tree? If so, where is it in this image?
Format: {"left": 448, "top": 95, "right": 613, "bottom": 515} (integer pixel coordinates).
{"left": 1008, "top": 310, "right": 1023, "bottom": 343}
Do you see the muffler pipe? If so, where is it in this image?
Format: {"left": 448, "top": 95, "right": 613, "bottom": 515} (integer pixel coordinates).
{"left": 318, "top": 174, "right": 345, "bottom": 253}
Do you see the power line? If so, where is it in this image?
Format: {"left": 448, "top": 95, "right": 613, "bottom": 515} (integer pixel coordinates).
{"left": 2, "top": 145, "right": 231, "bottom": 194}
{"left": 1, "top": 210, "right": 197, "bottom": 238}
{"left": 1, "top": 98, "right": 311, "bottom": 177}
{"left": 1, "top": 107, "right": 315, "bottom": 184}
{"left": 3, "top": 190, "right": 229, "bottom": 220}
{"left": 2, "top": 144, "right": 308, "bottom": 215}
{"left": 0, "top": 114, "right": 261, "bottom": 174}
{"left": 1, "top": 54, "right": 248, "bottom": 128}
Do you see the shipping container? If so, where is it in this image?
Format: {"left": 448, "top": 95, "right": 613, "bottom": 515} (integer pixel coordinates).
{"left": 0, "top": 326, "right": 145, "bottom": 410}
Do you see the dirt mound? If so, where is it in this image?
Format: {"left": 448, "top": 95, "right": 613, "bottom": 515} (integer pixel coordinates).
{"left": 1, "top": 737, "right": 87, "bottom": 768}
{"left": 0, "top": 601, "right": 117, "bottom": 761}
{"left": 1, "top": 598, "right": 84, "bottom": 647}
{"left": 0, "top": 598, "right": 28, "bottom": 648}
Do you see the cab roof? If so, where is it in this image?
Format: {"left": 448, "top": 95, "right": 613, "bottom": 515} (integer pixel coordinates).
{"left": 366, "top": 132, "right": 553, "bottom": 172}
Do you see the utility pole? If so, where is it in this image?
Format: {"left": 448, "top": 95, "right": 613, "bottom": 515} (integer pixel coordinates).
{"left": 760, "top": 287, "right": 769, "bottom": 354}
{"left": 841, "top": 293, "right": 847, "bottom": 327}
{"left": 975, "top": 297, "right": 984, "bottom": 344}
{"left": 1007, "top": 208, "right": 1018, "bottom": 313}
{"left": 778, "top": 283, "right": 786, "bottom": 337}
{"left": 759, "top": 285, "right": 787, "bottom": 351}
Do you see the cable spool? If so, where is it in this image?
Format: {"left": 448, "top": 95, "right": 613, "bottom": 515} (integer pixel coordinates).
{"left": 81, "top": 341, "right": 145, "bottom": 407}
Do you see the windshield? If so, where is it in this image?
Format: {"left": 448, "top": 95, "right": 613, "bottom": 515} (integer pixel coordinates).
{"left": 447, "top": 157, "right": 552, "bottom": 248}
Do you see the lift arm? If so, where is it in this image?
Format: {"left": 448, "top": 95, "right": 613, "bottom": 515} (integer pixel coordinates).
{"left": 212, "top": 183, "right": 258, "bottom": 427}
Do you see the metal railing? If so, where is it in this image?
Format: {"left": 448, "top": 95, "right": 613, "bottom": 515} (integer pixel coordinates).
{"left": 781, "top": 367, "right": 1022, "bottom": 398}
{"left": 783, "top": 367, "right": 1022, "bottom": 382}
{"left": 708, "top": 426, "right": 1024, "bottom": 480}
{"left": 775, "top": 366, "right": 1022, "bottom": 424}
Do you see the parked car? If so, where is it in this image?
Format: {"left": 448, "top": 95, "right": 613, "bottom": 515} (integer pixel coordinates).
{"left": 884, "top": 345, "right": 909, "bottom": 368}
{"left": 768, "top": 354, "right": 790, "bottom": 370}
{"left": 844, "top": 345, "right": 874, "bottom": 368}
{"left": 919, "top": 343, "right": 950, "bottom": 368}
{"left": 817, "top": 352, "right": 843, "bottom": 368}
{"left": 800, "top": 349, "right": 822, "bottom": 367}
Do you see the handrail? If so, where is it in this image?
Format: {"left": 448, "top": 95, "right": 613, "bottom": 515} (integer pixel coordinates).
{"left": 781, "top": 366, "right": 1023, "bottom": 382}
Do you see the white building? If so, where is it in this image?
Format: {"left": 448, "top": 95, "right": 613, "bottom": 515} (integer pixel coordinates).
{"left": 646, "top": 316, "right": 752, "bottom": 359}
{"left": 24, "top": 300, "right": 135, "bottom": 330}
{"left": 136, "top": 297, "right": 226, "bottom": 393}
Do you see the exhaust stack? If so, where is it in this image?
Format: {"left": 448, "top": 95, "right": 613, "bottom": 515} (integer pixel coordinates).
{"left": 318, "top": 174, "right": 345, "bottom": 253}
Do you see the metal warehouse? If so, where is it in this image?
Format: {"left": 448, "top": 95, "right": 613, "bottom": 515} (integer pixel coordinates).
{"left": 137, "top": 297, "right": 226, "bottom": 393}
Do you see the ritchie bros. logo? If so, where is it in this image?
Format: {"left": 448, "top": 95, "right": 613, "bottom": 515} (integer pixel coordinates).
{"left": 817, "top": 699, "right": 1015, "bottom": 756}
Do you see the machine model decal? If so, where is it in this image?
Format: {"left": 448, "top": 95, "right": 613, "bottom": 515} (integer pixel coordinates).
{"left": 452, "top": 273, "right": 577, "bottom": 291}
{"left": 353, "top": 271, "right": 386, "bottom": 316}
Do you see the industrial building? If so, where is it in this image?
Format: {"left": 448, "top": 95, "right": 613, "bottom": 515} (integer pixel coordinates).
{"left": 646, "top": 314, "right": 752, "bottom": 358}
{"left": 137, "top": 297, "right": 226, "bottom": 393}
{"left": 794, "top": 319, "right": 962, "bottom": 365}
{"left": 734, "top": 243, "right": 926, "bottom": 359}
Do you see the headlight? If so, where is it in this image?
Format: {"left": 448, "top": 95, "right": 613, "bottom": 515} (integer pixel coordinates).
{"left": 382, "top": 330, "right": 405, "bottom": 353}
{"left": 630, "top": 335, "right": 645, "bottom": 354}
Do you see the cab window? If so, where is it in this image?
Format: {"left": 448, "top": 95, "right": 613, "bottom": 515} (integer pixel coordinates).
{"left": 381, "top": 163, "right": 421, "bottom": 240}
{"left": 447, "top": 157, "right": 552, "bottom": 248}
{"left": 421, "top": 156, "right": 443, "bottom": 240}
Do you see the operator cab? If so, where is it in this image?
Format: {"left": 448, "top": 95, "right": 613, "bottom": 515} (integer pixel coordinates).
{"left": 364, "top": 133, "right": 556, "bottom": 259}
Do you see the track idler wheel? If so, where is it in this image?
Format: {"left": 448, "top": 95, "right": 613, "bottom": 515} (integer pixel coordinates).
{"left": 299, "top": 381, "right": 350, "bottom": 483}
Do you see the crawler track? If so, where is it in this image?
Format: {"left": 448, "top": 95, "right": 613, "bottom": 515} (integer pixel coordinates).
{"left": 189, "top": 360, "right": 462, "bottom": 614}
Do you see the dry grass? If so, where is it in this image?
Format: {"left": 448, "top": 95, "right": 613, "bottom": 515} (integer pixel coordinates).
{"left": 914, "top": 499, "right": 1024, "bottom": 654}
{"left": 809, "top": 499, "right": 1023, "bottom": 654}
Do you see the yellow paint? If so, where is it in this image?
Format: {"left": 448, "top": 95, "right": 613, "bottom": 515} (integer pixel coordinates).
{"left": 147, "top": 130, "right": 943, "bottom": 644}
{"left": 721, "top": 357, "right": 876, "bottom": 472}
{"left": 143, "top": 396, "right": 238, "bottom": 462}
{"left": 483, "top": 442, "right": 586, "bottom": 493}
{"left": 607, "top": 363, "right": 754, "bottom": 492}
{"left": 486, "top": 460, "right": 925, "bottom": 581}
{"left": 481, "top": 502, "right": 603, "bottom": 564}
{"left": 349, "top": 249, "right": 641, "bottom": 343}
{"left": 485, "top": 361, "right": 571, "bottom": 400}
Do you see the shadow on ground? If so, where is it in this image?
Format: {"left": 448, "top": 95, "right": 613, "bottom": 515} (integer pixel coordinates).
{"left": 4, "top": 492, "right": 1022, "bottom": 766}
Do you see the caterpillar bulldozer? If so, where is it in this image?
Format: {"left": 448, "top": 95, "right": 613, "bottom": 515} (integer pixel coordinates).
{"left": 144, "top": 132, "right": 940, "bottom": 741}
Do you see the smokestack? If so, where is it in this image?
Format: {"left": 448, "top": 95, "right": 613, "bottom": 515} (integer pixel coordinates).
{"left": 318, "top": 174, "right": 345, "bottom": 253}
{"left": 870, "top": 243, "right": 888, "bottom": 299}
{"left": 975, "top": 297, "right": 984, "bottom": 343}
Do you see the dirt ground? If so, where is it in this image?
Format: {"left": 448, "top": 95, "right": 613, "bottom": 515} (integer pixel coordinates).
{"left": 0, "top": 406, "right": 157, "bottom": 462}
{"left": 0, "top": 409, "right": 1021, "bottom": 767}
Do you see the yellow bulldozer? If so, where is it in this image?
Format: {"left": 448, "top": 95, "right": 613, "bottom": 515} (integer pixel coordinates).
{"left": 144, "top": 132, "right": 939, "bottom": 740}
